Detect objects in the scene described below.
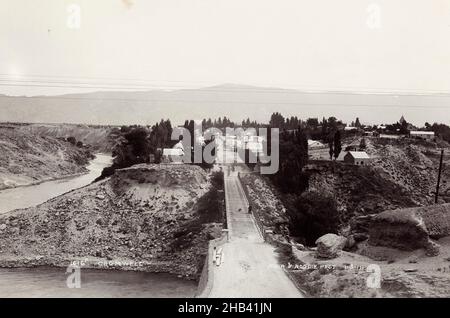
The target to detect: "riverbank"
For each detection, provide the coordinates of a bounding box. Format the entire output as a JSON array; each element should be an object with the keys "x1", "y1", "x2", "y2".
[
  {"x1": 0, "y1": 255, "x2": 196, "y2": 278},
  {"x1": 0, "y1": 125, "x2": 94, "y2": 191},
  {"x1": 0, "y1": 154, "x2": 112, "y2": 214}
]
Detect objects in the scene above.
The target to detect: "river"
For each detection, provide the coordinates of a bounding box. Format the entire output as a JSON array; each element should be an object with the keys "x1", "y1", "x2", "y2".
[
  {"x1": 0, "y1": 154, "x2": 197, "y2": 298},
  {"x1": 0, "y1": 153, "x2": 112, "y2": 214},
  {"x1": 0, "y1": 268, "x2": 197, "y2": 298}
]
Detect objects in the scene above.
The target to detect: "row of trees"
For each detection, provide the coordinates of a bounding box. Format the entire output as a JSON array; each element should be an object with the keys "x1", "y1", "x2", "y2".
[
  {"x1": 98, "y1": 117, "x2": 220, "y2": 180},
  {"x1": 268, "y1": 128, "x2": 309, "y2": 193},
  {"x1": 96, "y1": 120, "x2": 175, "y2": 180},
  {"x1": 425, "y1": 122, "x2": 450, "y2": 143},
  {"x1": 200, "y1": 117, "x2": 236, "y2": 130}
]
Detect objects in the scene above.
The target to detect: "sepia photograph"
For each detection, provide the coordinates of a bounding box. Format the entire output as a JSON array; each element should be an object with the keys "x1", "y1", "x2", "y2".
[{"x1": 0, "y1": 0, "x2": 449, "y2": 305}]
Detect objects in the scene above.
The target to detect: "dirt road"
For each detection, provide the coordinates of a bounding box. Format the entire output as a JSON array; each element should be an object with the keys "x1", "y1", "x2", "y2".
[{"x1": 207, "y1": 174, "x2": 302, "y2": 298}]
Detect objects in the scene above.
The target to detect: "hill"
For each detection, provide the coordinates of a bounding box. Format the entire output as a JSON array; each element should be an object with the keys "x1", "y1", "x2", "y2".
[
  {"x1": 19, "y1": 123, "x2": 116, "y2": 153},
  {"x1": 1, "y1": 85, "x2": 450, "y2": 125},
  {"x1": 307, "y1": 137, "x2": 450, "y2": 221},
  {"x1": 0, "y1": 124, "x2": 94, "y2": 190}
]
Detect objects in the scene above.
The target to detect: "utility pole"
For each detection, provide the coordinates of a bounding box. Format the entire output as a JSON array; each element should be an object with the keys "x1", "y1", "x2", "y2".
[{"x1": 435, "y1": 149, "x2": 444, "y2": 204}]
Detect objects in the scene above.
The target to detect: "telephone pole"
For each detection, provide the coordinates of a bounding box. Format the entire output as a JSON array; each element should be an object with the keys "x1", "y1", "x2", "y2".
[{"x1": 435, "y1": 149, "x2": 444, "y2": 204}]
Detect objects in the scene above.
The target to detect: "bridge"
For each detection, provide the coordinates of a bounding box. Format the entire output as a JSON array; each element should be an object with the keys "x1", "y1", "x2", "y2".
[{"x1": 199, "y1": 168, "x2": 302, "y2": 298}]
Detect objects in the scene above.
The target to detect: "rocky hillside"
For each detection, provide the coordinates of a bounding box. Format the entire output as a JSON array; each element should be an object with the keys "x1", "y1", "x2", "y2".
[
  {"x1": 307, "y1": 137, "x2": 450, "y2": 224},
  {"x1": 366, "y1": 137, "x2": 449, "y2": 205},
  {"x1": 0, "y1": 164, "x2": 223, "y2": 279},
  {"x1": 20, "y1": 123, "x2": 116, "y2": 153},
  {"x1": 0, "y1": 125, "x2": 94, "y2": 190}
]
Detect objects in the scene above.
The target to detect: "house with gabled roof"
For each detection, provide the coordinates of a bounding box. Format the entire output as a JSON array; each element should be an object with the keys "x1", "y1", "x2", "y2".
[{"x1": 344, "y1": 151, "x2": 371, "y2": 166}]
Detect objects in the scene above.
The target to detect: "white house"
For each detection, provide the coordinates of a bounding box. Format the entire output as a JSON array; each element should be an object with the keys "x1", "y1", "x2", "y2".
[
  {"x1": 162, "y1": 148, "x2": 184, "y2": 163},
  {"x1": 409, "y1": 131, "x2": 435, "y2": 140},
  {"x1": 308, "y1": 139, "x2": 325, "y2": 149},
  {"x1": 344, "y1": 151, "x2": 371, "y2": 165}
]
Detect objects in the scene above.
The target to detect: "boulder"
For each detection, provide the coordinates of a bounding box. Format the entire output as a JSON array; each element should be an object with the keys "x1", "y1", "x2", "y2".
[
  {"x1": 315, "y1": 234, "x2": 347, "y2": 259},
  {"x1": 425, "y1": 240, "x2": 440, "y2": 257}
]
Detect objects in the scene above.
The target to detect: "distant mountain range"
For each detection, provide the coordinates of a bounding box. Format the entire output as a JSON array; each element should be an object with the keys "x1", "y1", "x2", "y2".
[{"x1": 1, "y1": 84, "x2": 449, "y2": 126}]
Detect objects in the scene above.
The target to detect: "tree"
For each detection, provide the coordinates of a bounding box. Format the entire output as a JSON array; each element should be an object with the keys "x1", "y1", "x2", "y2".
[
  {"x1": 431, "y1": 123, "x2": 450, "y2": 143},
  {"x1": 96, "y1": 126, "x2": 152, "y2": 181},
  {"x1": 333, "y1": 130, "x2": 342, "y2": 160},
  {"x1": 327, "y1": 117, "x2": 337, "y2": 130},
  {"x1": 399, "y1": 120, "x2": 409, "y2": 134},
  {"x1": 67, "y1": 136, "x2": 76, "y2": 145},
  {"x1": 306, "y1": 118, "x2": 319, "y2": 129},
  {"x1": 270, "y1": 127, "x2": 309, "y2": 193},
  {"x1": 328, "y1": 141, "x2": 334, "y2": 160},
  {"x1": 287, "y1": 191, "x2": 340, "y2": 245},
  {"x1": 269, "y1": 112, "x2": 285, "y2": 129},
  {"x1": 359, "y1": 138, "x2": 366, "y2": 150}
]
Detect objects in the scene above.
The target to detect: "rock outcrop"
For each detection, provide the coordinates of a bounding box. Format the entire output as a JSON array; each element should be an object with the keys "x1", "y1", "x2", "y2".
[
  {"x1": 315, "y1": 233, "x2": 347, "y2": 259},
  {"x1": 367, "y1": 204, "x2": 450, "y2": 255}
]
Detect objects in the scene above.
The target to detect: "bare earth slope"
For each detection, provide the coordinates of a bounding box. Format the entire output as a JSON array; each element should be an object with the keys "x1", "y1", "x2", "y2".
[
  {"x1": 20, "y1": 123, "x2": 115, "y2": 153},
  {"x1": 0, "y1": 125, "x2": 93, "y2": 190},
  {"x1": 307, "y1": 137, "x2": 450, "y2": 222}
]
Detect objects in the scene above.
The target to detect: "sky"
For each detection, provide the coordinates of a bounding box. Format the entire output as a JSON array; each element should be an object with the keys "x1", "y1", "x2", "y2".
[{"x1": 1, "y1": 0, "x2": 450, "y2": 123}]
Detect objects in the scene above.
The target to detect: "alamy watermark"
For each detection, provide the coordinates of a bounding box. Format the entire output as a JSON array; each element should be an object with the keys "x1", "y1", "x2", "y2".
[{"x1": 170, "y1": 124, "x2": 280, "y2": 174}]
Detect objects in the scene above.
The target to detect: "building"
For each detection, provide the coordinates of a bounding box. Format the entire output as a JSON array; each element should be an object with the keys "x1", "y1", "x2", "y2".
[
  {"x1": 363, "y1": 131, "x2": 379, "y2": 137},
  {"x1": 308, "y1": 139, "x2": 325, "y2": 149},
  {"x1": 344, "y1": 151, "x2": 371, "y2": 165},
  {"x1": 162, "y1": 148, "x2": 184, "y2": 163},
  {"x1": 344, "y1": 126, "x2": 358, "y2": 132},
  {"x1": 409, "y1": 131, "x2": 435, "y2": 141}
]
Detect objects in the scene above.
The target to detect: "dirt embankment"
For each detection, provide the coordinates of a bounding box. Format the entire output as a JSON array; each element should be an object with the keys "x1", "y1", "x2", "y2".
[
  {"x1": 20, "y1": 123, "x2": 116, "y2": 153},
  {"x1": 0, "y1": 164, "x2": 223, "y2": 279},
  {"x1": 240, "y1": 173, "x2": 291, "y2": 242},
  {"x1": 366, "y1": 137, "x2": 450, "y2": 205},
  {"x1": 0, "y1": 125, "x2": 94, "y2": 190}
]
